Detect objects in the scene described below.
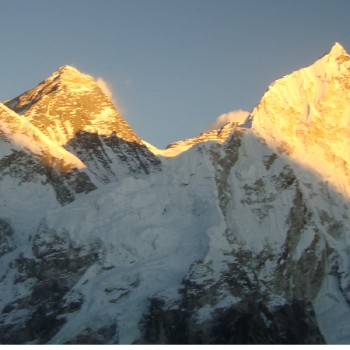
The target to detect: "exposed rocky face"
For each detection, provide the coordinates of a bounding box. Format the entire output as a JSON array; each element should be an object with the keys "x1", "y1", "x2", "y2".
[
  {"x1": 1, "y1": 44, "x2": 350, "y2": 344},
  {"x1": 65, "y1": 131, "x2": 161, "y2": 183},
  {"x1": 0, "y1": 223, "x2": 101, "y2": 344},
  {"x1": 0, "y1": 219, "x2": 16, "y2": 257}
]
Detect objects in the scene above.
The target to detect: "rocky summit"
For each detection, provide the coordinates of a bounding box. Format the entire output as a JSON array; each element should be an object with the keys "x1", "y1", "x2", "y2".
[{"x1": 1, "y1": 43, "x2": 350, "y2": 344}]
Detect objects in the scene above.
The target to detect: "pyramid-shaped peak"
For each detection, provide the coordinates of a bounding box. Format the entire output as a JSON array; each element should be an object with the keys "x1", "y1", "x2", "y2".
[
  {"x1": 57, "y1": 65, "x2": 82, "y2": 74},
  {"x1": 49, "y1": 65, "x2": 94, "y2": 85},
  {"x1": 328, "y1": 42, "x2": 347, "y2": 57}
]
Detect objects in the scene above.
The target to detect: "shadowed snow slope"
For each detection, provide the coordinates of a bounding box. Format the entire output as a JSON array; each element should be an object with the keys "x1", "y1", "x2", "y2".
[{"x1": 1, "y1": 43, "x2": 350, "y2": 344}]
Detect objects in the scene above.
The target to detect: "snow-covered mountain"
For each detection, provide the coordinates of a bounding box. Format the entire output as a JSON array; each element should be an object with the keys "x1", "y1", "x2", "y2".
[
  {"x1": 5, "y1": 65, "x2": 161, "y2": 184},
  {"x1": 1, "y1": 43, "x2": 350, "y2": 344}
]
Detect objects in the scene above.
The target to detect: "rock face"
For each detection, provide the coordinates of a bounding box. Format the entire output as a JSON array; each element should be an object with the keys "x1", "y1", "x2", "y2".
[{"x1": 1, "y1": 43, "x2": 350, "y2": 344}]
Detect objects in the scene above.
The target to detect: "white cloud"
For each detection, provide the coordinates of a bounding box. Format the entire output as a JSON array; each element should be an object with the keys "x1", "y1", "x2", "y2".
[{"x1": 206, "y1": 110, "x2": 250, "y2": 131}]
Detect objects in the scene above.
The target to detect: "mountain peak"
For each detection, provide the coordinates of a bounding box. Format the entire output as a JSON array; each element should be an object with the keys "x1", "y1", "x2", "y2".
[
  {"x1": 58, "y1": 64, "x2": 79, "y2": 72},
  {"x1": 252, "y1": 40, "x2": 350, "y2": 198},
  {"x1": 5, "y1": 65, "x2": 146, "y2": 146},
  {"x1": 48, "y1": 65, "x2": 94, "y2": 86},
  {"x1": 327, "y1": 42, "x2": 347, "y2": 58},
  {"x1": 55, "y1": 65, "x2": 83, "y2": 78}
]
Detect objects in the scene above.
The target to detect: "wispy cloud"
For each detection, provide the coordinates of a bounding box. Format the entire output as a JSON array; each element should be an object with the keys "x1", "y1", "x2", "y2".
[
  {"x1": 95, "y1": 77, "x2": 117, "y2": 105},
  {"x1": 125, "y1": 78, "x2": 133, "y2": 87},
  {"x1": 206, "y1": 110, "x2": 250, "y2": 131},
  {"x1": 94, "y1": 76, "x2": 129, "y2": 117}
]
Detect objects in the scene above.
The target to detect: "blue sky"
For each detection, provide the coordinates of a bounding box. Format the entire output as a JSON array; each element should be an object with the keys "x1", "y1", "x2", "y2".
[{"x1": 0, "y1": 0, "x2": 349, "y2": 147}]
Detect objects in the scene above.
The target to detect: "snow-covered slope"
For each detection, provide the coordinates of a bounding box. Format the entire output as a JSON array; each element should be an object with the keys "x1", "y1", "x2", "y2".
[
  {"x1": 252, "y1": 42, "x2": 350, "y2": 196},
  {"x1": 1, "y1": 43, "x2": 350, "y2": 344},
  {"x1": 0, "y1": 102, "x2": 96, "y2": 244},
  {"x1": 0, "y1": 102, "x2": 85, "y2": 170}
]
